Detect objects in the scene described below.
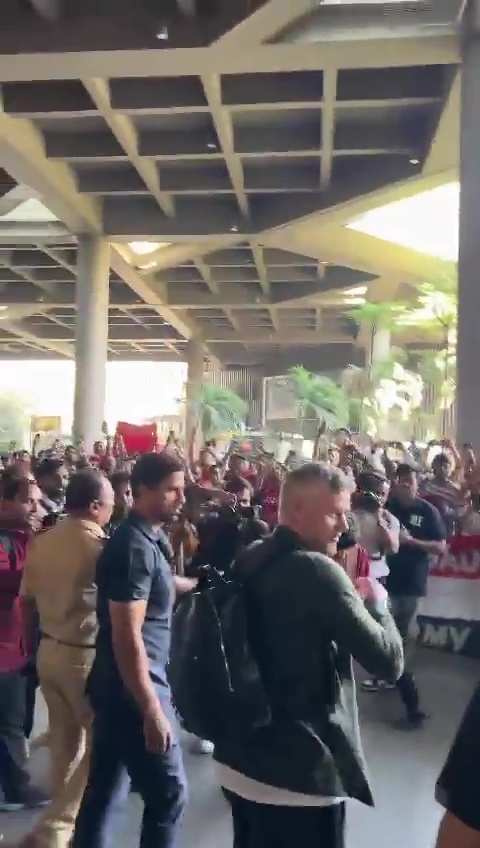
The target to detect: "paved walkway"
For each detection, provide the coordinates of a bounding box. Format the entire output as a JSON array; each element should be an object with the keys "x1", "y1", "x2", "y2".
[{"x1": 1, "y1": 650, "x2": 478, "y2": 847}]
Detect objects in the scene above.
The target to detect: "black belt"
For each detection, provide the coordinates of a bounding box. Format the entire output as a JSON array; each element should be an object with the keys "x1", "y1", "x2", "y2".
[{"x1": 42, "y1": 633, "x2": 96, "y2": 650}]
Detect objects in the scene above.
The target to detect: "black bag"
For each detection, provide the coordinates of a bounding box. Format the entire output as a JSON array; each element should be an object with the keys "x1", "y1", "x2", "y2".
[{"x1": 169, "y1": 549, "x2": 273, "y2": 744}]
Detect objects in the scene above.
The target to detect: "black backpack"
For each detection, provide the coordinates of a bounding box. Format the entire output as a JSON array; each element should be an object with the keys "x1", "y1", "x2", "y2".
[{"x1": 169, "y1": 536, "x2": 278, "y2": 744}]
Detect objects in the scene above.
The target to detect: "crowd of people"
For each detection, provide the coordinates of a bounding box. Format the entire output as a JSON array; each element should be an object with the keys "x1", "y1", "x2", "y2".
[{"x1": 0, "y1": 426, "x2": 478, "y2": 848}]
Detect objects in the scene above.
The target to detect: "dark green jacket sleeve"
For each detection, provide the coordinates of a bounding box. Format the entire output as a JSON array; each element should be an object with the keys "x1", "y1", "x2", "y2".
[{"x1": 309, "y1": 552, "x2": 404, "y2": 682}]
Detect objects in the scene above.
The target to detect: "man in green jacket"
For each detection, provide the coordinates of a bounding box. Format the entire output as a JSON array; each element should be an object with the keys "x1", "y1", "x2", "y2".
[{"x1": 214, "y1": 461, "x2": 404, "y2": 848}]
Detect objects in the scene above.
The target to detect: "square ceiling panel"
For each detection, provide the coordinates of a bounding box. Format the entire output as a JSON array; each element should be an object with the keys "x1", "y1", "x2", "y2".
[
  {"x1": 233, "y1": 109, "x2": 321, "y2": 156},
  {"x1": 222, "y1": 71, "x2": 323, "y2": 106}
]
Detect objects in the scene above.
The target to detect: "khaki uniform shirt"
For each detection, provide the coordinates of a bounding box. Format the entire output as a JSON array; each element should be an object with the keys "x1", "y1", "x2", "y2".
[{"x1": 20, "y1": 517, "x2": 105, "y2": 648}]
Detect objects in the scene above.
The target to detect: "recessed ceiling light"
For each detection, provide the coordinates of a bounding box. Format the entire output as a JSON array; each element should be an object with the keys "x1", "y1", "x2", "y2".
[
  {"x1": 344, "y1": 285, "x2": 368, "y2": 296},
  {"x1": 409, "y1": 158, "x2": 420, "y2": 165},
  {"x1": 156, "y1": 26, "x2": 169, "y2": 40},
  {"x1": 129, "y1": 241, "x2": 170, "y2": 256}
]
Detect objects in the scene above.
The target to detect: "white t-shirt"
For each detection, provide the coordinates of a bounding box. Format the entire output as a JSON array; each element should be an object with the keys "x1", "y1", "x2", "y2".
[
  {"x1": 217, "y1": 764, "x2": 342, "y2": 807},
  {"x1": 355, "y1": 509, "x2": 400, "y2": 579},
  {"x1": 461, "y1": 510, "x2": 480, "y2": 535}
]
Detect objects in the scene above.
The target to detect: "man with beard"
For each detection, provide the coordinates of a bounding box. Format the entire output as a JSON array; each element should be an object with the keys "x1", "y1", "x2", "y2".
[
  {"x1": 35, "y1": 459, "x2": 68, "y2": 524},
  {"x1": 72, "y1": 453, "x2": 192, "y2": 848}
]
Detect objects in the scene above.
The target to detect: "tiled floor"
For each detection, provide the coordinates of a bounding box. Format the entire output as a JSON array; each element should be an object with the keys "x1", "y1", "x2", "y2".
[{"x1": 1, "y1": 649, "x2": 478, "y2": 847}]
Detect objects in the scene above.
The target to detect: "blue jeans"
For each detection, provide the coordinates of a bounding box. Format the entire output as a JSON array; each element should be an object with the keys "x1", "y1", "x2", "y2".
[{"x1": 71, "y1": 698, "x2": 187, "y2": 848}]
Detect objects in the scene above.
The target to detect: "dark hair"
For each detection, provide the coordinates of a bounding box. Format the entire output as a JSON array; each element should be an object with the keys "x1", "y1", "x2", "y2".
[
  {"x1": 225, "y1": 475, "x2": 252, "y2": 496},
  {"x1": 433, "y1": 452, "x2": 451, "y2": 467},
  {"x1": 130, "y1": 452, "x2": 184, "y2": 499},
  {"x1": 396, "y1": 463, "x2": 417, "y2": 479},
  {"x1": 230, "y1": 452, "x2": 247, "y2": 464},
  {"x1": 1, "y1": 472, "x2": 30, "y2": 502},
  {"x1": 65, "y1": 470, "x2": 104, "y2": 511},
  {"x1": 110, "y1": 471, "x2": 130, "y2": 493},
  {"x1": 357, "y1": 469, "x2": 388, "y2": 493},
  {"x1": 36, "y1": 458, "x2": 64, "y2": 480}
]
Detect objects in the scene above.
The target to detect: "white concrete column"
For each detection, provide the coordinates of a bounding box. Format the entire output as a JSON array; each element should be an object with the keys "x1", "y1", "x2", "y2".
[
  {"x1": 73, "y1": 236, "x2": 110, "y2": 451},
  {"x1": 185, "y1": 337, "x2": 204, "y2": 449},
  {"x1": 370, "y1": 326, "x2": 391, "y2": 365},
  {"x1": 457, "y1": 20, "x2": 480, "y2": 450}
]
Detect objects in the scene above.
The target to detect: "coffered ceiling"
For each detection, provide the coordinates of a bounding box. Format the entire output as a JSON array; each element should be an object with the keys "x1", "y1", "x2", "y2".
[{"x1": 0, "y1": 0, "x2": 462, "y2": 366}]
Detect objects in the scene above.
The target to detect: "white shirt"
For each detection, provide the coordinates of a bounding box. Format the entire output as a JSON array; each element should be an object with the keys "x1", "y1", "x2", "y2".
[
  {"x1": 216, "y1": 764, "x2": 342, "y2": 807},
  {"x1": 355, "y1": 509, "x2": 400, "y2": 579}
]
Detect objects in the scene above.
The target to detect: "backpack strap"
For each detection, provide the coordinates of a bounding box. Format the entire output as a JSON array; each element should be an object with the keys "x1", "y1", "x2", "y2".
[{"x1": 234, "y1": 530, "x2": 299, "y2": 583}]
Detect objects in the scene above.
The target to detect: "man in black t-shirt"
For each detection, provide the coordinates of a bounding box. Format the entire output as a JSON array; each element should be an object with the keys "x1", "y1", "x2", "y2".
[
  {"x1": 435, "y1": 680, "x2": 480, "y2": 847},
  {"x1": 386, "y1": 464, "x2": 447, "y2": 728}
]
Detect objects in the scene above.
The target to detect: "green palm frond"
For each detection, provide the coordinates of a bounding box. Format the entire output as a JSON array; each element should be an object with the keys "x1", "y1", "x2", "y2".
[
  {"x1": 287, "y1": 366, "x2": 349, "y2": 430},
  {"x1": 194, "y1": 383, "x2": 247, "y2": 437},
  {"x1": 346, "y1": 301, "x2": 407, "y2": 330}
]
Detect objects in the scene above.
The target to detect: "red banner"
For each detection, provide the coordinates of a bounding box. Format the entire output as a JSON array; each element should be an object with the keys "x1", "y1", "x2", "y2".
[
  {"x1": 115, "y1": 421, "x2": 159, "y2": 456},
  {"x1": 430, "y1": 535, "x2": 480, "y2": 579}
]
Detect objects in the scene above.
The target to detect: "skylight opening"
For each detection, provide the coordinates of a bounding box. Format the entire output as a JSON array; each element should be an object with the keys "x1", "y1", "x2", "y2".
[
  {"x1": 128, "y1": 241, "x2": 171, "y2": 256},
  {"x1": 348, "y1": 182, "x2": 459, "y2": 261}
]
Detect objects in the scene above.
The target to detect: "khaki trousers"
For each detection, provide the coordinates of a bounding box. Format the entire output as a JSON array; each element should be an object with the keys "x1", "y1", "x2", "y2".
[{"x1": 34, "y1": 638, "x2": 94, "y2": 848}]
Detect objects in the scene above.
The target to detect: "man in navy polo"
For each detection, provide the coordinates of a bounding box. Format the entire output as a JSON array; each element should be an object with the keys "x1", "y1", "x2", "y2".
[
  {"x1": 386, "y1": 463, "x2": 447, "y2": 729},
  {"x1": 72, "y1": 452, "x2": 190, "y2": 848}
]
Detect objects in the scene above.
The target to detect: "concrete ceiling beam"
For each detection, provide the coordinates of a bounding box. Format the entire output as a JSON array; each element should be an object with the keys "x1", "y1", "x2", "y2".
[
  {"x1": 0, "y1": 113, "x2": 215, "y2": 354},
  {"x1": 201, "y1": 74, "x2": 249, "y2": 216},
  {"x1": 0, "y1": 35, "x2": 459, "y2": 82},
  {"x1": 266, "y1": 225, "x2": 449, "y2": 285},
  {"x1": 214, "y1": 0, "x2": 321, "y2": 49},
  {"x1": 81, "y1": 78, "x2": 175, "y2": 217},
  {"x1": 0, "y1": 321, "x2": 74, "y2": 357}
]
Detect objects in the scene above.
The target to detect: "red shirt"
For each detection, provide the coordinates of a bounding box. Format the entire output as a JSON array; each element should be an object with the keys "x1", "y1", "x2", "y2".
[
  {"x1": 0, "y1": 521, "x2": 30, "y2": 673},
  {"x1": 260, "y1": 477, "x2": 280, "y2": 527}
]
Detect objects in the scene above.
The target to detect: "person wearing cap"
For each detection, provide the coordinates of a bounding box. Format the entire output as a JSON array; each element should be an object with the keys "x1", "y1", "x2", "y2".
[{"x1": 72, "y1": 452, "x2": 193, "y2": 848}]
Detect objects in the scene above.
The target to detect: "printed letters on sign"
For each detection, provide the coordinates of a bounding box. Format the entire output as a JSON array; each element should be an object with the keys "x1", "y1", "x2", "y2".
[
  {"x1": 420, "y1": 622, "x2": 471, "y2": 653},
  {"x1": 410, "y1": 514, "x2": 423, "y2": 528}
]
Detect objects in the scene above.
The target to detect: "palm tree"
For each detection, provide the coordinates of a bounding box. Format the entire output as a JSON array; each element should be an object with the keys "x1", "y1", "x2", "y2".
[
  {"x1": 397, "y1": 273, "x2": 457, "y2": 383},
  {"x1": 286, "y1": 366, "x2": 349, "y2": 435},
  {"x1": 412, "y1": 347, "x2": 456, "y2": 437},
  {"x1": 347, "y1": 301, "x2": 407, "y2": 333},
  {"x1": 396, "y1": 270, "x2": 457, "y2": 437},
  {"x1": 342, "y1": 357, "x2": 423, "y2": 438},
  {"x1": 194, "y1": 383, "x2": 247, "y2": 439}
]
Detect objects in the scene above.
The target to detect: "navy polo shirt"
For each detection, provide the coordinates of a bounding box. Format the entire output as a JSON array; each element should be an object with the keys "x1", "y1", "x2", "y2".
[
  {"x1": 386, "y1": 496, "x2": 446, "y2": 598},
  {"x1": 87, "y1": 512, "x2": 175, "y2": 706}
]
